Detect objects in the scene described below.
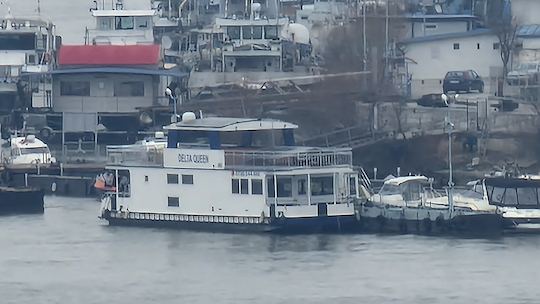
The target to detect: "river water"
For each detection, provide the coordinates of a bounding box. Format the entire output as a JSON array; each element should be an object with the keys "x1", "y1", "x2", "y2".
[{"x1": 1, "y1": 196, "x2": 540, "y2": 304}]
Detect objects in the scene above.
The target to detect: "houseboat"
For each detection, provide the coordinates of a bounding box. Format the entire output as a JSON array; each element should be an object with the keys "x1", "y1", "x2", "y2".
[{"x1": 99, "y1": 113, "x2": 359, "y2": 232}]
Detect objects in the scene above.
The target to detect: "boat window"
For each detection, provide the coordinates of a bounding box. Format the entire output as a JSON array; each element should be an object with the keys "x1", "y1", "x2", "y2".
[
  {"x1": 167, "y1": 174, "x2": 179, "y2": 184},
  {"x1": 60, "y1": 81, "x2": 90, "y2": 96},
  {"x1": 264, "y1": 26, "x2": 278, "y2": 39},
  {"x1": 402, "y1": 182, "x2": 421, "y2": 201},
  {"x1": 298, "y1": 179, "x2": 306, "y2": 195},
  {"x1": 379, "y1": 184, "x2": 400, "y2": 195},
  {"x1": 182, "y1": 174, "x2": 194, "y2": 185},
  {"x1": 252, "y1": 26, "x2": 263, "y2": 39},
  {"x1": 241, "y1": 179, "x2": 249, "y2": 194},
  {"x1": 135, "y1": 17, "x2": 149, "y2": 28},
  {"x1": 277, "y1": 177, "x2": 292, "y2": 197},
  {"x1": 144, "y1": 175, "x2": 149, "y2": 182},
  {"x1": 98, "y1": 17, "x2": 113, "y2": 30},
  {"x1": 0, "y1": 33, "x2": 35, "y2": 50},
  {"x1": 252, "y1": 179, "x2": 263, "y2": 195},
  {"x1": 517, "y1": 188, "x2": 538, "y2": 205},
  {"x1": 115, "y1": 16, "x2": 134, "y2": 30},
  {"x1": 114, "y1": 81, "x2": 145, "y2": 97},
  {"x1": 311, "y1": 176, "x2": 333, "y2": 196},
  {"x1": 349, "y1": 176, "x2": 357, "y2": 196},
  {"x1": 168, "y1": 197, "x2": 180, "y2": 207},
  {"x1": 227, "y1": 26, "x2": 240, "y2": 40},
  {"x1": 20, "y1": 147, "x2": 50, "y2": 154},
  {"x1": 232, "y1": 178, "x2": 240, "y2": 194},
  {"x1": 242, "y1": 26, "x2": 252, "y2": 39},
  {"x1": 267, "y1": 178, "x2": 275, "y2": 197}
]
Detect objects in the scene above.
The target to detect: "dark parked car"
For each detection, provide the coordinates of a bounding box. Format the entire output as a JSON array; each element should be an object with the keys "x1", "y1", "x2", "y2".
[{"x1": 443, "y1": 70, "x2": 484, "y2": 94}]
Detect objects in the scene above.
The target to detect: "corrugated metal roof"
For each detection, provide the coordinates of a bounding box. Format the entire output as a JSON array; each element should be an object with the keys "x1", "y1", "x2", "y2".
[
  {"x1": 401, "y1": 28, "x2": 493, "y2": 44},
  {"x1": 517, "y1": 24, "x2": 540, "y2": 38},
  {"x1": 58, "y1": 45, "x2": 161, "y2": 66}
]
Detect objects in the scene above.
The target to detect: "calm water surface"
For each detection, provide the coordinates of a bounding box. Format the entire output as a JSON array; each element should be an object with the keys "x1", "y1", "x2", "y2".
[{"x1": 1, "y1": 196, "x2": 540, "y2": 304}]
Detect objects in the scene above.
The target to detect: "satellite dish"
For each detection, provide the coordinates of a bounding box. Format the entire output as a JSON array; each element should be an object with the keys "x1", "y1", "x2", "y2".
[
  {"x1": 434, "y1": 4, "x2": 443, "y2": 14},
  {"x1": 161, "y1": 36, "x2": 173, "y2": 50}
]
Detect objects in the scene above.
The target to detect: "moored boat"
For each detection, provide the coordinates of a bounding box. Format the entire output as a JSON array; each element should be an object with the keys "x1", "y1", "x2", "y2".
[
  {"x1": 98, "y1": 113, "x2": 359, "y2": 233},
  {"x1": 0, "y1": 186, "x2": 44, "y2": 214}
]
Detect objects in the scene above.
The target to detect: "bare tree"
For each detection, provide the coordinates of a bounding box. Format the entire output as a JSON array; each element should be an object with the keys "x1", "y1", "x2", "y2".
[{"x1": 487, "y1": 0, "x2": 518, "y2": 77}]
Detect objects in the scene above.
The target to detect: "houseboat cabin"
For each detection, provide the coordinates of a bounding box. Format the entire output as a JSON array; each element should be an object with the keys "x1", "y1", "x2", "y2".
[{"x1": 100, "y1": 114, "x2": 359, "y2": 232}]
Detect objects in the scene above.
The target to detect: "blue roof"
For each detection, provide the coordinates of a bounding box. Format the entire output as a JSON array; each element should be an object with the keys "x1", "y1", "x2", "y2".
[
  {"x1": 517, "y1": 24, "x2": 540, "y2": 38},
  {"x1": 401, "y1": 28, "x2": 493, "y2": 44},
  {"x1": 51, "y1": 67, "x2": 188, "y2": 77}
]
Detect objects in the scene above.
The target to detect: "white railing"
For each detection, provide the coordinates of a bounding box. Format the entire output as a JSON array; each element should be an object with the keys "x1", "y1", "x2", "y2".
[
  {"x1": 107, "y1": 145, "x2": 164, "y2": 167},
  {"x1": 224, "y1": 148, "x2": 353, "y2": 169}
]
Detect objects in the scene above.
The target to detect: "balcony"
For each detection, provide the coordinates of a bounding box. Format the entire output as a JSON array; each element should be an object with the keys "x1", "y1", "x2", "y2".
[{"x1": 224, "y1": 148, "x2": 353, "y2": 169}]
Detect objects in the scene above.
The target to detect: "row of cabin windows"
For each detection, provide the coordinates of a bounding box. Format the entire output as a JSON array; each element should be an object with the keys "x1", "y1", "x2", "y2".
[
  {"x1": 97, "y1": 16, "x2": 150, "y2": 31},
  {"x1": 452, "y1": 42, "x2": 500, "y2": 50},
  {"x1": 59, "y1": 81, "x2": 145, "y2": 97},
  {"x1": 267, "y1": 176, "x2": 335, "y2": 198},
  {"x1": 226, "y1": 25, "x2": 279, "y2": 40},
  {"x1": 232, "y1": 179, "x2": 263, "y2": 195},
  {"x1": 167, "y1": 174, "x2": 194, "y2": 185}
]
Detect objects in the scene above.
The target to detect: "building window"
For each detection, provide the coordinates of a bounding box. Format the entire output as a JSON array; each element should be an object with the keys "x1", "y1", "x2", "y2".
[
  {"x1": 232, "y1": 178, "x2": 240, "y2": 194},
  {"x1": 182, "y1": 174, "x2": 194, "y2": 185},
  {"x1": 167, "y1": 174, "x2": 178, "y2": 184},
  {"x1": 241, "y1": 179, "x2": 249, "y2": 194},
  {"x1": 311, "y1": 176, "x2": 334, "y2": 196},
  {"x1": 115, "y1": 16, "x2": 134, "y2": 30},
  {"x1": 453, "y1": 43, "x2": 460, "y2": 50},
  {"x1": 493, "y1": 42, "x2": 500, "y2": 50},
  {"x1": 227, "y1": 26, "x2": 240, "y2": 39},
  {"x1": 168, "y1": 196, "x2": 180, "y2": 207},
  {"x1": 477, "y1": 43, "x2": 480, "y2": 50},
  {"x1": 252, "y1": 179, "x2": 263, "y2": 195},
  {"x1": 60, "y1": 81, "x2": 90, "y2": 96},
  {"x1": 264, "y1": 26, "x2": 278, "y2": 39},
  {"x1": 114, "y1": 81, "x2": 144, "y2": 97},
  {"x1": 424, "y1": 24, "x2": 437, "y2": 29}
]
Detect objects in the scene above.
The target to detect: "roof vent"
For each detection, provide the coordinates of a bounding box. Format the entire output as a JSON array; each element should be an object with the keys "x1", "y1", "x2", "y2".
[{"x1": 182, "y1": 112, "x2": 197, "y2": 123}]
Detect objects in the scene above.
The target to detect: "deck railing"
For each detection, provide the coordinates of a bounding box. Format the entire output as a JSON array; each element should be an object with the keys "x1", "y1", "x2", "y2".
[
  {"x1": 107, "y1": 145, "x2": 164, "y2": 167},
  {"x1": 224, "y1": 148, "x2": 353, "y2": 169}
]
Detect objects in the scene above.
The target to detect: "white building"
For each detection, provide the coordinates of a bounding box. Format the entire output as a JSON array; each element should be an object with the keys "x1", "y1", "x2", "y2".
[
  {"x1": 404, "y1": 14, "x2": 478, "y2": 39},
  {"x1": 400, "y1": 29, "x2": 503, "y2": 98}
]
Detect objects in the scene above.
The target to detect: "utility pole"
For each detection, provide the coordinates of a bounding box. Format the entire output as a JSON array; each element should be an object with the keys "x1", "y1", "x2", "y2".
[{"x1": 362, "y1": 0, "x2": 367, "y2": 71}]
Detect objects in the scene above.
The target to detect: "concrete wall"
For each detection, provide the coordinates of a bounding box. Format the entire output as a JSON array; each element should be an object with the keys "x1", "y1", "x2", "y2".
[
  {"x1": 52, "y1": 73, "x2": 156, "y2": 113},
  {"x1": 405, "y1": 34, "x2": 502, "y2": 97}
]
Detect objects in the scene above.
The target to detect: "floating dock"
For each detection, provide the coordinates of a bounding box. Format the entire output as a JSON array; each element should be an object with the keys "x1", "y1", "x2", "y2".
[{"x1": 0, "y1": 186, "x2": 44, "y2": 214}]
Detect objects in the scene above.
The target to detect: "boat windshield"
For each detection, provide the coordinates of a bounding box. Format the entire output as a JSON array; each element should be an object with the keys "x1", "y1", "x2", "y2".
[
  {"x1": 20, "y1": 147, "x2": 50, "y2": 154},
  {"x1": 379, "y1": 184, "x2": 401, "y2": 195}
]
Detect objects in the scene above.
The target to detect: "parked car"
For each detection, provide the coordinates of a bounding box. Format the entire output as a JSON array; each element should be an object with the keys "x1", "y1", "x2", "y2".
[
  {"x1": 416, "y1": 93, "x2": 448, "y2": 107},
  {"x1": 443, "y1": 70, "x2": 484, "y2": 94},
  {"x1": 507, "y1": 62, "x2": 540, "y2": 85}
]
